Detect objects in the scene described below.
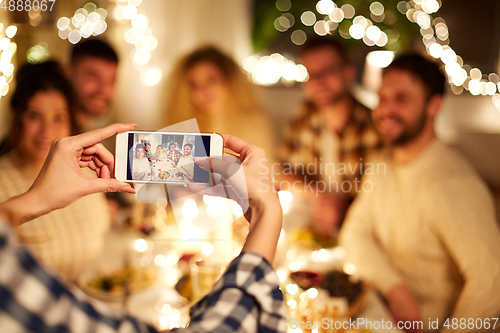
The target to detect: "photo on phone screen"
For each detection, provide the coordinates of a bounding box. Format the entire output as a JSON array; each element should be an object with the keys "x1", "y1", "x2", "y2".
[{"x1": 127, "y1": 132, "x2": 211, "y2": 183}]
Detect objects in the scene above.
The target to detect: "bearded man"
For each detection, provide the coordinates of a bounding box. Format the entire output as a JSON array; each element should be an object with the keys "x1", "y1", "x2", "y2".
[{"x1": 339, "y1": 54, "x2": 500, "y2": 333}]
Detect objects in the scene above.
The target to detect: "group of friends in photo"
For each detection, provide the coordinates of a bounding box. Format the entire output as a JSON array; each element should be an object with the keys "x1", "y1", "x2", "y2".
[
  {"x1": 0, "y1": 29, "x2": 499, "y2": 333},
  {"x1": 132, "y1": 139, "x2": 195, "y2": 182}
]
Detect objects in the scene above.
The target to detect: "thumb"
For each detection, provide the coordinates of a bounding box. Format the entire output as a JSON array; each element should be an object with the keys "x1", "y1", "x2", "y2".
[
  {"x1": 194, "y1": 156, "x2": 241, "y2": 179},
  {"x1": 89, "y1": 178, "x2": 136, "y2": 195}
]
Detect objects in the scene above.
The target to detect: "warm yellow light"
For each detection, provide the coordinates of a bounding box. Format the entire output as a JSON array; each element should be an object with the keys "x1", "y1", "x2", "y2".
[
  {"x1": 300, "y1": 11, "x2": 316, "y2": 26},
  {"x1": 201, "y1": 243, "x2": 214, "y2": 256},
  {"x1": 470, "y1": 68, "x2": 482, "y2": 81},
  {"x1": 5, "y1": 25, "x2": 17, "y2": 38},
  {"x1": 278, "y1": 190, "x2": 293, "y2": 205},
  {"x1": 276, "y1": 270, "x2": 287, "y2": 283},
  {"x1": 313, "y1": 20, "x2": 329, "y2": 36},
  {"x1": 135, "y1": 239, "x2": 148, "y2": 252},
  {"x1": 343, "y1": 263, "x2": 357, "y2": 275},
  {"x1": 341, "y1": 4, "x2": 355, "y2": 18},
  {"x1": 349, "y1": 24, "x2": 365, "y2": 40},
  {"x1": 316, "y1": 0, "x2": 336, "y2": 15},
  {"x1": 286, "y1": 284, "x2": 299, "y2": 295},
  {"x1": 307, "y1": 288, "x2": 319, "y2": 299},
  {"x1": 57, "y1": 17, "x2": 70, "y2": 30}
]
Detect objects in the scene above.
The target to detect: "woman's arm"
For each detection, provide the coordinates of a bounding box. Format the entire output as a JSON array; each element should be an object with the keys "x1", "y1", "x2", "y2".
[
  {"x1": 181, "y1": 134, "x2": 286, "y2": 333},
  {"x1": 189, "y1": 134, "x2": 282, "y2": 263},
  {"x1": 0, "y1": 123, "x2": 136, "y2": 227}
]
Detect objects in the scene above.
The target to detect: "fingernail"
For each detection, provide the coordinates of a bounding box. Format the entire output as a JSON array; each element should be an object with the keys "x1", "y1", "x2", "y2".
[
  {"x1": 194, "y1": 157, "x2": 207, "y2": 164},
  {"x1": 120, "y1": 185, "x2": 135, "y2": 193}
]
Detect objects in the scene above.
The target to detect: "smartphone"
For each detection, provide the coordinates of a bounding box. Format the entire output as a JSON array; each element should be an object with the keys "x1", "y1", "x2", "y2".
[{"x1": 115, "y1": 131, "x2": 223, "y2": 184}]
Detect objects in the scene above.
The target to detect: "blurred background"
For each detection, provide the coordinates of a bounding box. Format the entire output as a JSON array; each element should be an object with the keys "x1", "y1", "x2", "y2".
[{"x1": 0, "y1": 0, "x2": 499, "y2": 186}]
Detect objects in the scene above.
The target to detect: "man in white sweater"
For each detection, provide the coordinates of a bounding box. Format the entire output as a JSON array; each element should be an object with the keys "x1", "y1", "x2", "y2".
[{"x1": 339, "y1": 54, "x2": 500, "y2": 332}]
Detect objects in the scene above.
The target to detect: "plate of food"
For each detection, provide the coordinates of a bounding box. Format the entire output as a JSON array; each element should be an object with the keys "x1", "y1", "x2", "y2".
[
  {"x1": 159, "y1": 171, "x2": 170, "y2": 180},
  {"x1": 286, "y1": 269, "x2": 368, "y2": 318},
  {"x1": 78, "y1": 265, "x2": 157, "y2": 302}
]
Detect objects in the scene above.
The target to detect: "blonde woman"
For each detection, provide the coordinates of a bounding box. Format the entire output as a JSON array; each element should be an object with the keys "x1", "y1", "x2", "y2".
[
  {"x1": 154, "y1": 144, "x2": 167, "y2": 161},
  {"x1": 163, "y1": 46, "x2": 275, "y2": 158},
  {"x1": 151, "y1": 144, "x2": 172, "y2": 180}
]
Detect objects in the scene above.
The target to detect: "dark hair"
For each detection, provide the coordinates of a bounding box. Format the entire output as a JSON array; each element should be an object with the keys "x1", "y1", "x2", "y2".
[
  {"x1": 300, "y1": 37, "x2": 349, "y2": 64},
  {"x1": 144, "y1": 142, "x2": 151, "y2": 147},
  {"x1": 70, "y1": 39, "x2": 119, "y2": 66},
  {"x1": 135, "y1": 144, "x2": 145, "y2": 150},
  {"x1": 183, "y1": 46, "x2": 239, "y2": 80},
  {"x1": 184, "y1": 143, "x2": 193, "y2": 149},
  {"x1": 384, "y1": 53, "x2": 445, "y2": 98},
  {"x1": 0, "y1": 60, "x2": 78, "y2": 156}
]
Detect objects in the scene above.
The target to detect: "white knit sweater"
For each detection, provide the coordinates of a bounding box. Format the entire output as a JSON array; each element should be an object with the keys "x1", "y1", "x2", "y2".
[{"x1": 340, "y1": 140, "x2": 500, "y2": 332}]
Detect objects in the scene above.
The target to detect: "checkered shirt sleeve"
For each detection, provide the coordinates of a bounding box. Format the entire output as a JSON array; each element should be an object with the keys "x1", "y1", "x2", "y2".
[
  {"x1": 0, "y1": 223, "x2": 155, "y2": 333},
  {"x1": 174, "y1": 251, "x2": 287, "y2": 333},
  {"x1": 0, "y1": 223, "x2": 286, "y2": 333}
]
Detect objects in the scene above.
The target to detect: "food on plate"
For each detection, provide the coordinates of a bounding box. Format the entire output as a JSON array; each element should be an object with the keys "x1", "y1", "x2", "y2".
[
  {"x1": 159, "y1": 171, "x2": 170, "y2": 180},
  {"x1": 290, "y1": 271, "x2": 322, "y2": 290},
  {"x1": 320, "y1": 270, "x2": 364, "y2": 305},
  {"x1": 87, "y1": 266, "x2": 156, "y2": 295}
]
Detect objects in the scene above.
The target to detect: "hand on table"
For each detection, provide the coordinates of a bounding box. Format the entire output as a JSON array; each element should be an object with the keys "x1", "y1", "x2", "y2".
[
  {"x1": 1, "y1": 123, "x2": 136, "y2": 226},
  {"x1": 386, "y1": 284, "x2": 423, "y2": 333}
]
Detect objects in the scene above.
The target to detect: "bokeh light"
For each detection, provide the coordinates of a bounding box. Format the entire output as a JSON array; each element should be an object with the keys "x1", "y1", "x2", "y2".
[
  {"x1": 57, "y1": 2, "x2": 107, "y2": 44},
  {"x1": 291, "y1": 29, "x2": 307, "y2": 45},
  {"x1": 341, "y1": 4, "x2": 355, "y2": 18},
  {"x1": 313, "y1": 20, "x2": 329, "y2": 36},
  {"x1": 349, "y1": 24, "x2": 365, "y2": 40},
  {"x1": 316, "y1": 0, "x2": 336, "y2": 15},
  {"x1": 5, "y1": 26, "x2": 17, "y2": 38},
  {"x1": 243, "y1": 54, "x2": 308, "y2": 86},
  {"x1": 140, "y1": 67, "x2": 163, "y2": 86},
  {"x1": 369, "y1": 2, "x2": 384, "y2": 16},
  {"x1": 329, "y1": 8, "x2": 344, "y2": 23},
  {"x1": 26, "y1": 43, "x2": 49, "y2": 64},
  {"x1": 301, "y1": 11, "x2": 316, "y2": 26},
  {"x1": 276, "y1": 0, "x2": 291, "y2": 11}
]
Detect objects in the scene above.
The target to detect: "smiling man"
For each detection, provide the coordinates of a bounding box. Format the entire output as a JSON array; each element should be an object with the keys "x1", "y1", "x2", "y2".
[
  {"x1": 67, "y1": 39, "x2": 119, "y2": 132},
  {"x1": 339, "y1": 54, "x2": 500, "y2": 332},
  {"x1": 178, "y1": 143, "x2": 194, "y2": 181}
]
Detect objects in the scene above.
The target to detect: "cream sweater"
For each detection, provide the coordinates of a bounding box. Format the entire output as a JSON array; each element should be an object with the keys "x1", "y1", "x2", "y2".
[
  {"x1": 0, "y1": 153, "x2": 110, "y2": 281},
  {"x1": 339, "y1": 140, "x2": 500, "y2": 332}
]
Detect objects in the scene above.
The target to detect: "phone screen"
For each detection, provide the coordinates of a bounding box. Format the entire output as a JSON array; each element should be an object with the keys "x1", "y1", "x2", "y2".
[{"x1": 126, "y1": 133, "x2": 212, "y2": 183}]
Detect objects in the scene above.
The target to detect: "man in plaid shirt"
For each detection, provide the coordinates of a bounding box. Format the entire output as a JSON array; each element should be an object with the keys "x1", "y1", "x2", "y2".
[
  {"x1": 278, "y1": 37, "x2": 380, "y2": 240},
  {"x1": 167, "y1": 142, "x2": 183, "y2": 167},
  {"x1": 0, "y1": 124, "x2": 286, "y2": 333}
]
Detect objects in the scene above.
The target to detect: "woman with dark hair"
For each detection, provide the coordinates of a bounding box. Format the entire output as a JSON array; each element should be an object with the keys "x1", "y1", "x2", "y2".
[
  {"x1": 0, "y1": 61, "x2": 79, "y2": 158},
  {"x1": 0, "y1": 61, "x2": 110, "y2": 281}
]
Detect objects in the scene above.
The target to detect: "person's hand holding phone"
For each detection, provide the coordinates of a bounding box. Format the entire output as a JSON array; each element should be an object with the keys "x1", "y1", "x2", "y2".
[
  {"x1": 1, "y1": 124, "x2": 136, "y2": 227},
  {"x1": 188, "y1": 134, "x2": 282, "y2": 263}
]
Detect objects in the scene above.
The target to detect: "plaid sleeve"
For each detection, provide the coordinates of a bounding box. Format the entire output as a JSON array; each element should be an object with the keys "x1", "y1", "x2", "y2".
[
  {"x1": 0, "y1": 223, "x2": 157, "y2": 333},
  {"x1": 173, "y1": 251, "x2": 287, "y2": 333}
]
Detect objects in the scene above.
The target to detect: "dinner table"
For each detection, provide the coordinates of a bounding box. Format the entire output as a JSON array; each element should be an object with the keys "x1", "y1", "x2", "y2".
[{"x1": 76, "y1": 193, "x2": 404, "y2": 333}]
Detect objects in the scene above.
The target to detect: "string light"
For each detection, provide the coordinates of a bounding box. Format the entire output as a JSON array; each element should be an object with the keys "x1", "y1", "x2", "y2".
[
  {"x1": 112, "y1": 0, "x2": 162, "y2": 86},
  {"x1": 26, "y1": 43, "x2": 49, "y2": 64},
  {"x1": 399, "y1": 0, "x2": 500, "y2": 110},
  {"x1": 56, "y1": 2, "x2": 107, "y2": 44},
  {"x1": 0, "y1": 24, "x2": 16, "y2": 99},
  {"x1": 243, "y1": 53, "x2": 308, "y2": 86},
  {"x1": 258, "y1": 0, "x2": 500, "y2": 112}
]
